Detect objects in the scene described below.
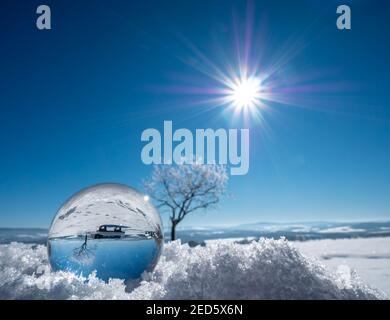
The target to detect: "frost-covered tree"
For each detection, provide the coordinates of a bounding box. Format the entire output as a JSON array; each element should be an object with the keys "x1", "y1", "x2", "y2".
[{"x1": 144, "y1": 163, "x2": 228, "y2": 241}]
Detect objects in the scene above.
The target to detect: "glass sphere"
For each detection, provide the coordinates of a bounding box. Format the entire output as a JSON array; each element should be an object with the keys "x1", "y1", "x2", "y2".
[{"x1": 47, "y1": 183, "x2": 163, "y2": 281}]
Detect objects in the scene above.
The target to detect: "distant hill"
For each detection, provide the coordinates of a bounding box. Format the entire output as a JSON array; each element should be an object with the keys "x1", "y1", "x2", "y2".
[{"x1": 2, "y1": 221, "x2": 390, "y2": 245}]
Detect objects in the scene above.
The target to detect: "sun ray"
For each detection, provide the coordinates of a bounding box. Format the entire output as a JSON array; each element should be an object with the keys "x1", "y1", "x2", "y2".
[{"x1": 144, "y1": 1, "x2": 357, "y2": 129}]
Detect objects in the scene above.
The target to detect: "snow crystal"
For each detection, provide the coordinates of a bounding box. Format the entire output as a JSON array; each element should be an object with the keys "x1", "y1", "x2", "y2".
[{"x1": 0, "y1": 239, "x2": 385, "y2": 300}]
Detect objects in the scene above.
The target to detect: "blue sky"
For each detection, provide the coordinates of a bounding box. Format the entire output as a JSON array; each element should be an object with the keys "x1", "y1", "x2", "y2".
[{"x1": 1, "y1": 0, "x2": 390, "y2": 228}]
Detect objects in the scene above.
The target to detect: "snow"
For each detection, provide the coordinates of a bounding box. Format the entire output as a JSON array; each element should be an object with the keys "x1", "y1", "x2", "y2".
[
  {"x1": 318, "y1": 226, "x2": 366, "y2": 233},
  {"x1": 293, "y1": 237, "x2": 390, "y2": 297},
  {"x1": 0, "y1": 238, "x2": 384, "y2": 300},
  {"x1": 204, "y1": 237, "x2": 257, "y2": 244}
]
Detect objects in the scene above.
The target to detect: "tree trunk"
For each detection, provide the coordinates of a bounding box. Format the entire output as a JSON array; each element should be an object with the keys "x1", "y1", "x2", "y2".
[{"x1": 171, "y1": 220, "x2": 178, "y2": 241}]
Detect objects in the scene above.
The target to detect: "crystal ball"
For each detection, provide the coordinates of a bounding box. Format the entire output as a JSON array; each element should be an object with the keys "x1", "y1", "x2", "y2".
[{"x1": 47, "y1": 183, "x2": 163, "y2": 281}]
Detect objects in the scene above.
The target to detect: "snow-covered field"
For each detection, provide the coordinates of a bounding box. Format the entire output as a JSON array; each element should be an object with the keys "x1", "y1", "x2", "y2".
[
  {"x1": 294, "y1": 237, "x2": 390, "y2": 297},
  {"x1": 0, "y1": 238, "x2": 386, "y2": 300}
]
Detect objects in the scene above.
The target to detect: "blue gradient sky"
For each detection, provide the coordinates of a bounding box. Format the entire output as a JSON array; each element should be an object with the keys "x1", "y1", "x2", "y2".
[{"x1": 1, "y1": 0, "x2": 390, "y2": 228}]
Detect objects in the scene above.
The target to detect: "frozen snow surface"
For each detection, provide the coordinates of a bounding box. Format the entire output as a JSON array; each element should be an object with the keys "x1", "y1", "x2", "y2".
[
  {"x1": 0, "y1": 238, "x2": 384, "y2": 300},
  {"x1": 294, "y1": 237, "x2": 390, "y2": 297}
]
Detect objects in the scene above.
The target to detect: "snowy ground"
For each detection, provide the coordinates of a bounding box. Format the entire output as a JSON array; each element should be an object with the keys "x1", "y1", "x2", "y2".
[
  {"x1": 293, "y1": 237, "x2": 390, "y2": 297},
  {"x1": 0, "y1": 238, "x2": 385, "y2": 300}
]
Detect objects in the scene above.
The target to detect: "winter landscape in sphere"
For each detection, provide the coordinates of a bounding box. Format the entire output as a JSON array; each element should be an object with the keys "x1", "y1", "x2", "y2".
[{"x1": 47, "y1": 184, "x2": 163, "y2": 281}]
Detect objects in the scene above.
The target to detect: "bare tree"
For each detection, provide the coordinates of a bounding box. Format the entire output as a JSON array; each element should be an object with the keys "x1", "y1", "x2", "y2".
[
  {"x1": 144, "y1": 163, "x2": 228, "y2": 241},
  {"x1": 72, "y1": 234, "x2": 94, "y2": 264}
]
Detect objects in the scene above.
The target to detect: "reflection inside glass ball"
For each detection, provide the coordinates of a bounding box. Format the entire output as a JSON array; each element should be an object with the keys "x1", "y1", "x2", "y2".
[{"x1": 47, "y1": 183, "x2": 163, "y2": 281}]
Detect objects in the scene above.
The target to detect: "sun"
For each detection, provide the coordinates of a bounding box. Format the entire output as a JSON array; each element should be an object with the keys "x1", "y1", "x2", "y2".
[{"x1": 229, "y1": 76, "x2": 262, "y2": 110}]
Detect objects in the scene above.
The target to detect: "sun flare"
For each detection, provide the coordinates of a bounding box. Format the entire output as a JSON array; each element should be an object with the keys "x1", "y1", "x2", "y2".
[{"x1": 229, "y1": 76, "x2": 262, "y2": 110}]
